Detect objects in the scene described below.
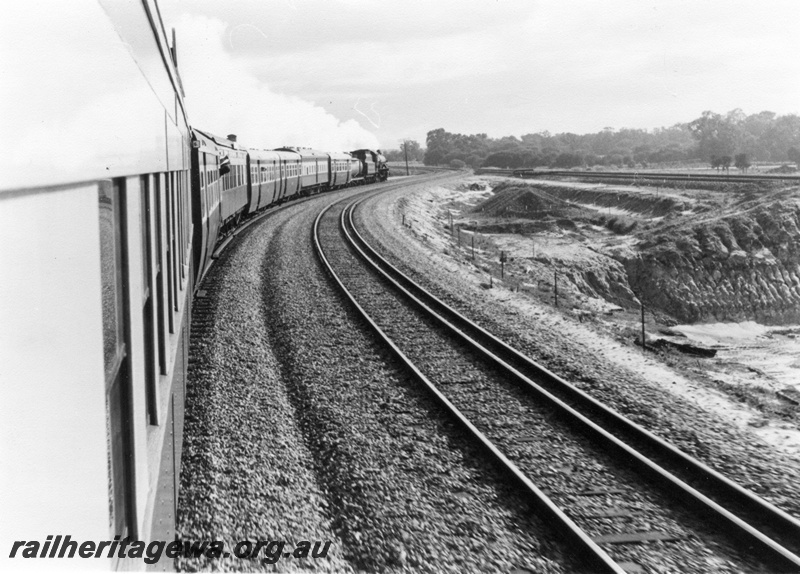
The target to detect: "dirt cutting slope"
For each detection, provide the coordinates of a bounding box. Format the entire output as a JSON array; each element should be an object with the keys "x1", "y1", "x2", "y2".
[{"x1": 625, "y1": 195, "x2": 800, "y2": 324}]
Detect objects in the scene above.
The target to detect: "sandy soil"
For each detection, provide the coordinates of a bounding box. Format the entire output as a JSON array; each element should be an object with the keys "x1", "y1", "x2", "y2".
[{"x1": 398, "y1": 174, "x2": 800, "y2": 458}]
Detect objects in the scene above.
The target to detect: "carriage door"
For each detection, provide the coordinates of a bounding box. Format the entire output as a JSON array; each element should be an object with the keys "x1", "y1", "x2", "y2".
[{"x1": 279, "y1": 160, "x2": 286, "y2": 202}]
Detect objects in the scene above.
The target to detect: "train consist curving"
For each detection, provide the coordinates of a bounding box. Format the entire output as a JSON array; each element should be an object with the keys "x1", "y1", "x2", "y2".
[
  {"x1": 0, "y1": 1, "x2": 386, "y2": 567},
  {"x1": 190, "y1": 131, "x2": 387, "y2": 284}
]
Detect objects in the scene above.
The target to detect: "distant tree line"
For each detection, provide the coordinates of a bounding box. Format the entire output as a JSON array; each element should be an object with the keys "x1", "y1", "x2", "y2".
[
  {"x1": 383, "y1": 110, "x2": 800, "y2": 171},
  {"x1": 383, "y1": 140, "x2": 425, "y2": 163}
]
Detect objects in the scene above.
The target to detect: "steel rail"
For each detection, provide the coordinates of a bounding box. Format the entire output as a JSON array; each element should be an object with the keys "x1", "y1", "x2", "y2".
[
  {"x1": 340, "y1": 197, "x2": 800, "y2": 572},
  {"x1": 513, "y1": 169, "x2": 800, "y2": 182},
  {"x1": 313, "y1": 198, "x2": 628, "y2": 574},
  {"x1": 345, "y1": 195, "x2": 800, "y2": 546}
]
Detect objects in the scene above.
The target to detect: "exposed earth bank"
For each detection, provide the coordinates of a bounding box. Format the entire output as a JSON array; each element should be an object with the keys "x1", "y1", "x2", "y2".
[
  {"x1": 467, "y1": 178, "x2": 800, "y2": 327},
  {"x1": 626, "y1": 194, "x2": 800, "y2": 325}
]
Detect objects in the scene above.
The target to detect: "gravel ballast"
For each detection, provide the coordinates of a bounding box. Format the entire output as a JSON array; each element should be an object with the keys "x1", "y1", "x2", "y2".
[
  {"x1": 179, "y1": 184, "x2": 576, "y2": 572},
  {"x1": 178, "y1": 201, "x2": 353, "y2": 572},
  {"x1": 260, "y1": 193, "x2": 571, "y2": 573}
]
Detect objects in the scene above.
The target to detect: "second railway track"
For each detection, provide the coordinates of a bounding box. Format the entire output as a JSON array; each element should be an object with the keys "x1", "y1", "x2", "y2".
[{"x1": 313, "y1": 193, "x2": 800, "y2": 573}]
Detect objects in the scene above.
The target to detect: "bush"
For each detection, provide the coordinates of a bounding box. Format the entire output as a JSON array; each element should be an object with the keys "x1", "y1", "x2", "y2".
[
  {"x1": 465, "y1": 155, "x2": 483, "y2": 168},
  {"x1": 606, "y1": 216, "x2": 638, "y2": 234},
  {"x1": 552, "y1": 152, "x2": 585, "y2": 168},
  {"x1": 449, "y1": 159, "x2": 466, "y2": 169},
  {"x1": 606, "y1": 154, "x2": 624, "y2": 167}
]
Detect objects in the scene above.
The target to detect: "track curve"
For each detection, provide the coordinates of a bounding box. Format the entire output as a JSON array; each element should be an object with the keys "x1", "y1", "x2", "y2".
[{"x1": 312, "y1": 193, "x2": 800, "y2": 573}]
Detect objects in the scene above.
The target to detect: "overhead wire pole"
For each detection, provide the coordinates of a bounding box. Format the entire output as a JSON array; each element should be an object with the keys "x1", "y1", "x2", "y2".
[{"x1": 404, "y1": 140, "x2": 410, "y2": 176}]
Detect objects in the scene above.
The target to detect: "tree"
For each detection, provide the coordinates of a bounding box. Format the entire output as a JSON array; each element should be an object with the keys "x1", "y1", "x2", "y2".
[
  {"x1": 465, "y1": 154, "x2": 483, "y2": 169},
  {"x1": 553, "y1": 152, "x2": 584, "y2": 168},
  {"x1": 711, "y1": 155, "x2": 732, "y2": 173},
  {"x1": 424, "y1": 128, "x2": 451, "y2": 165},
  {"x1": 688, "y1": 110, "x2": 739, "y2": 161},
  {"x1": 421, "y1": 110, "x2": 794, "y2": 169},
  {"x1": 743, "y1": 111, "x2": 777, "y2": 160},
  {"x1": 769, "y1": 115, "x2": 800, "y2": 160},
  {"x1": 788, "y1": 147, "x2": 800, "y2": 168},
  {"x1": 584, "y1": 154, "x2": 601, "y2": 167},
  {"x1": 734, "y1": 153, "x2": 751, "y2": 173},
  {"x1": 399, "y1": 139, "x2": 422, "y2": 162}
]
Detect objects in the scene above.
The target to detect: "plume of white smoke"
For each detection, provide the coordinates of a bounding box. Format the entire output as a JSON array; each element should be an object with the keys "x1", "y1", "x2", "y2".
[{"x1": 175, "y1": 15, "x2": 380, "y2": 151}]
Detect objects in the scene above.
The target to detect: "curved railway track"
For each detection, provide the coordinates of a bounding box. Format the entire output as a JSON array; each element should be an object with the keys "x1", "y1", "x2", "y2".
[{"x1": 313, "y1": 194, "x2": 800, "y2": 573}]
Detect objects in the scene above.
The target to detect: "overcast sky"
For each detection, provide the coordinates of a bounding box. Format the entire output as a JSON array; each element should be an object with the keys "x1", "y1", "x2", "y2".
[
  {"x1": 158, "y1": 0, "x2": 799, "y2": 151},
  {"x1": 135, "y1": 1, "x2": 794, "y2": 150}
]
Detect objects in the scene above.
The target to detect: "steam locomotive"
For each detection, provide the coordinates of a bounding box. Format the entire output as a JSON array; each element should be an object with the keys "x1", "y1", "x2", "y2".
[{"x1": 0, "y1": 1, "x2": 386, "y2": 568}]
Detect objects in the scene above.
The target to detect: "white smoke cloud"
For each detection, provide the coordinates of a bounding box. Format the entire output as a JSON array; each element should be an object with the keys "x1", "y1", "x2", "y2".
[{"x1": 175, "y1": 15, "x2": 380, "y2": 152}]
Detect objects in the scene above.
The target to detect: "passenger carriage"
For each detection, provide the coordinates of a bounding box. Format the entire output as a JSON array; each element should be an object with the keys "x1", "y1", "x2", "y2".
[
  {"x1": 328, "y1": 151, "x2": 353, "y2": 189},
  {"x1": 1, "y1": 2, "x2": 390, "y2": 569},
  {"x1": 274, "y1": 149, "x2": 303, "y2": 202},
  {"x1": 193, "y1": 130, "x2": 248, "y2": 234},
  {"x1": 247, "y1": 149, "x2": 283, "y2": 211},
  {"x1": 276, "y1": 147, "x2": 330, "y2": 195},
  {"x1": 2, "y1": 1, "x2": 193, "y2": 568}
]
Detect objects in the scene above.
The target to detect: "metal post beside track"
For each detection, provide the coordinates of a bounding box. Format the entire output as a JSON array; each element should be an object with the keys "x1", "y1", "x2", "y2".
[{"x1": 554, "y1": 268, "x2": 558, "y2": 308}]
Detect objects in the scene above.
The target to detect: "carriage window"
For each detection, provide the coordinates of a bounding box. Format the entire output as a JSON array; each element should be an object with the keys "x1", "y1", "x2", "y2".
[
  {"x1": 140, "y1": 175, "x2": 159, "y2": 424},
  {"x1": 98, "y1": 178, "x2": 136, "y2": 539},
  {"x1": 99, "y1": 180, "x2": 126, "y2": 379},
  {"x1": 153, "y1": 175, "x2": 167, "y2": 375},
  {"x1": 140, "y1": 177, "x2": 152, "y2": 296}
]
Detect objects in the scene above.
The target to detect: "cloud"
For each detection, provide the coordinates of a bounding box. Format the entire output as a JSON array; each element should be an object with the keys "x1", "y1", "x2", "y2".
[
  {"x1": 174, "y1": 15, "x2": 380, "y2": 151},
  {"x1": 2, "y1": 0, "x2": 182, "y2": 188}
]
